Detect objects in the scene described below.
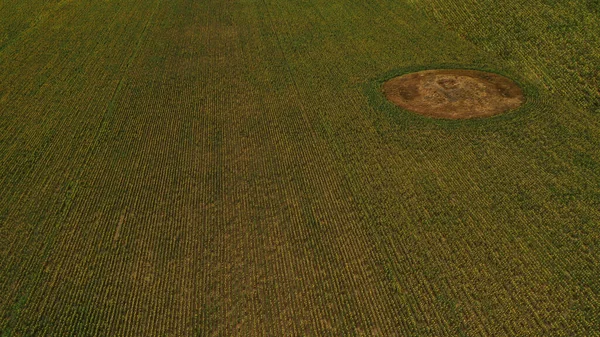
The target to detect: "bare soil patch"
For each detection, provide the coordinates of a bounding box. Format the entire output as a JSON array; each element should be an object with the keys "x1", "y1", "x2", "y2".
[{"x1": 383, "y1": 69, "x2": 525, "y2": 119}]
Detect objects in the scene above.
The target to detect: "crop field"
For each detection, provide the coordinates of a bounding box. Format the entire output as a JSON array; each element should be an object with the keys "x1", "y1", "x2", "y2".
[{"x1": 1, "y1": 0, "x2": 600, "y2": 335}]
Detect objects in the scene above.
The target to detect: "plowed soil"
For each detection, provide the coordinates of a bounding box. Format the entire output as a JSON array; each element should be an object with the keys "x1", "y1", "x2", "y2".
[{"x1": 383, "y1": 69, "x2": 525, "y2": 119}]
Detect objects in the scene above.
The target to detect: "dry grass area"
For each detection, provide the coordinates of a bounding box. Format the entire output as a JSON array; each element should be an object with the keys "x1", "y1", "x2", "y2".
[{"x1": 383, "y1": 69, "x2": 525, "y2": 119}]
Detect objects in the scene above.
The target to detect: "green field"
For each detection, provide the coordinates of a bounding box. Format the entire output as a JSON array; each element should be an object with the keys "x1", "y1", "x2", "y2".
[{"x1": 1, "y1": 0, "x2": 600, "y2": 335}]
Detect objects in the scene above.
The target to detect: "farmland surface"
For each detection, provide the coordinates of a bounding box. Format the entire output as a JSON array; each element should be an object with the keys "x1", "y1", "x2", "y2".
[{"x1": 1, "y1": 0, "x2": 600, "y2": 335}]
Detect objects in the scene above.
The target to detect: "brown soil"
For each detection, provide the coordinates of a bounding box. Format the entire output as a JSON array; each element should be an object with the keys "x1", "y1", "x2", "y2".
[{"x1": 382, "y1": 69, "x2": 525, "y2": 119}]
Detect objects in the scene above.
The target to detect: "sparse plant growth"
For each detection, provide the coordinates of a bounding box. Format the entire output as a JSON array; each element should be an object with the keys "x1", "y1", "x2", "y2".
[{"x1": 383, "y1": 69, "x2": 524, "y2": 119}]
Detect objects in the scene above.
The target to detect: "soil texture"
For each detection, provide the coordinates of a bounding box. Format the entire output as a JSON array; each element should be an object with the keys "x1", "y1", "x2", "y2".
[{"x1": 383, "y1": 69, "x2": 525, "y2": 119}]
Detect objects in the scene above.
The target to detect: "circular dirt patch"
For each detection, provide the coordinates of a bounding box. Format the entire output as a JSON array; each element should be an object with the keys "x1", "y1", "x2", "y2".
[{"x1": 382, "y1": 69, "x2": 525, "y2": 119}]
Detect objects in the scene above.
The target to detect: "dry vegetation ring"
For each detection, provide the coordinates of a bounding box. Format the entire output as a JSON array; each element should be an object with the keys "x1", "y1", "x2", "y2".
[{"x1": 383, "y1": 69, "x2": 525, "y2": 119}]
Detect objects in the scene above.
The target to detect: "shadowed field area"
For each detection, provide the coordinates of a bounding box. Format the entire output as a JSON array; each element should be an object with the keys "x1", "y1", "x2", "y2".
[{"x1": 1, "y1": 0, "x2": 600, "y2": 335}]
